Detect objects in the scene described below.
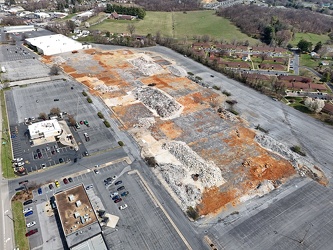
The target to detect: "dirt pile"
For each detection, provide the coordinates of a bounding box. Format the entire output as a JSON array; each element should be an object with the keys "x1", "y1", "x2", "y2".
[{"x1": 128, "y1": 55, "x2": 163, "y2": 76}]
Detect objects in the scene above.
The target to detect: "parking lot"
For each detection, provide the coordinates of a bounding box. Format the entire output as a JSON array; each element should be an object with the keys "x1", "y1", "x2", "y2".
[
  {"x1": 22, "y1": 161, "x2": 187, "y2": 250},
  {"x1": 5, "y1": 79, "x2": 119, "y2": 173}
]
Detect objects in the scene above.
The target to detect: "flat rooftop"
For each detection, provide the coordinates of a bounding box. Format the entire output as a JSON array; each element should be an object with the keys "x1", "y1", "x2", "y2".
[
  {"x1": 28, "y1": 119, "x2": 61, "y2": 138},
  {"x1": 54, "y1": 185, "x2": 101, "y2": 248}
]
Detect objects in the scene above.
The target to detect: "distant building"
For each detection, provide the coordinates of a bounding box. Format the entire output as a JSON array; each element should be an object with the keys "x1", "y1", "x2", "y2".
[
  {"x1": 54, "y1": 185, "x2": 107, "y2": 248},
  {"x1": 25, "y1": 34, "x2": 92, "y2": 55},
  {"x1": 28, "y1": 120, "x2": 62, "y2": 140}
]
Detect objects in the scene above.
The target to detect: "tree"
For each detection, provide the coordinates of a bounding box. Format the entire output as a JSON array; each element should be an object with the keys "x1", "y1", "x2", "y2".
[
  {"x1": 127, "y1": 24, "x2": 135, "y2": 36},
  {"x1": 50, "y1": 64, "x2": 60, "y2": 75},
  {"x1": 261, "y1": 25, "x2": 275, "y2": 45},
  {"x1": 66, "y1": 20, "x2": 76, "y2": 33},
  {"x1": 304, "y1": 97, "x2": 325, "y2": 113},
  {"x1": 314, "y1": 41, "x2": 322, "y2": 53},
  {"x1": 39, "y1": 112, "x2": 48, "y2": 120},
  {"x1": 50, "y1": 107, "x2": 61, "y2": 115},
  {"x1": 297, "y1": 39, "x2": 312, "y2": 53},
  {"x1": 68, "y1": 115, "x2": 76, "y2": 126}
]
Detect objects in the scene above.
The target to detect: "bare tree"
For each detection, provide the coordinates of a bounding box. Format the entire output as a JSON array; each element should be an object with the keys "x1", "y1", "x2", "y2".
[
  {"x1": 304, "y1": 97, "x2": 325, "y2": 113},
  {"x1": 39, "y1": 112, "x2": 48, "y2": 120},
  {"x1": 50, "y1": 107, "x2": 61, "y2": 115},
  {"x1": 202, "y1": 35, "x2": 210, "y2": 43},
  {"x1": 127, "y1": 24, "x2": 136, "y2": 36},
  {"x1": 68, "y1": 115, "x2": 76, "y2": 126}
]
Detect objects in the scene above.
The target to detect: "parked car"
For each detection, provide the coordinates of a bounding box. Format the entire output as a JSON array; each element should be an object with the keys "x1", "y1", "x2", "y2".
[
  {"x1": 80, "y1": 121, "x2": 84, "y2": 125},
  {"x1": 84, "y1": 120, "x2": 89, "y2": 127},
  {"x1": 94, "y1": 169, "x2": 99, "y2": 174},
  {"x1": 26, "y1": 221, "x2": 36, "y2": 228},
  {"x1": 33, "y1": 154, "x2": 38, "y2": 159},
  {"x1": 23, "y1": 207, "x2": 32, "y2": 213},
  {"x1": 59, "y1": 158, "x2": 64, "y2": 163},
  {"x1": 114, "y1": 198, "x2": 122, "y2": 203},
  {"x1": 63, "y1": 178, "x2": 68, "y2": 184},
  {"x1": 38, "y1": 152, "x2": 42, "y2": 158},
  {"x1": 112, "y1": 195, "x2": 120, "y2": 200},
  {"x1": 23, "y1": 200, "x2": 33, "y2": 206},
  {"x1": 37, "y1": 188, "x2": 42, "y2": 195},
  {"x1": 68, "y1": 177, "x2": 73, "y2": 182},
  {"x1": 55, "y1": 181, "x2": 60, "y2": 188},
  {"x1": 24, "y1": 211, "x2": 33, "y2": 217},
  {"x1": 115, "y1": 181, "x2": 122, "y2": 185},
  {"x1": 13, "y1": 158, "x2": 23, "y2": 162},
  {"x1": 104, "y1": 177, "x2": 112, "y2": 183},
  {"x1": 86, "y1": 185, "x2": 93, "y2": 190},
  {"x1": 119, "y1": 204, "x2": 128, "y2": 210},
  {"x1": 49, "y1": 183, "x2": 54, "y2": 190},
  {"x1": 110, "y1": 192, "x2": 118, "y2": 198},
  {"x1": 117, "y1": 186, "x2": 125, "y2": 191},
  {"x1": 36, "y1": 149, "x2": 40, "y2": 153},
  {"x1": 25, "y1": 228, "x2": 38, "y2": 237},
  {"x1": 121, "y1": 191, "x2": 129, "y2": 197}
]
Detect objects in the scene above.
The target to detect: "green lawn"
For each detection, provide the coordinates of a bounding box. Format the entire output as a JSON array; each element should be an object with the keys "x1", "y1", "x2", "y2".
[
  {"x1": 1, "y1": 90, "x2": 15, "y2": 178},
  {"x1": 299, "y1": 54, "x2": 320, "y2": 68},
  {"x1": 12, "y1": 201, "x2": 29, "y2": 250},
  {"x1": 91, "y1": 10, "x2": 257, "y2": 44},
  {"x1": 291, "y1": 33, "x2": 330, "y2": 46}
]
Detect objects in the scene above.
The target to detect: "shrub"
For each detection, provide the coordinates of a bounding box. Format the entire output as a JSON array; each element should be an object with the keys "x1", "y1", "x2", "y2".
[
  {"x1": 195, "y1": 76, "x2": 202, "y2": 81},
  {"x1": 87, "y1": 97, "x2": 92, "y2": 103},
  {"x1": 103, "y1": 120, "x2": 110, "y2": 128},
  {"x1": 290, "y1": 145, "x2": 306, "y2": 156},
  {"x1": 97, "y1": 112, "x2": 104, "y2": 119},
  {"x1": 213, "y1": 85, "x2": 221, "y2": 90},
  {"x1": 82, "y1": 91, "x2": 88, "y2": 96},
  {"x1": 118, "y1": 141, "x2": 124, "y2": 146},
  {"x1": 222, "y1": 90, "x2": 231, "y2": 96},
  {"x1": 145, "y1": 156, "x2": 157, "y2": 167},
  {"x1": 187, "y1": 72, "x2": 194, "y2": 76},
  {"x1": 186, "y1": 206, "x2": 199, "y2": 220},
  {"x1": 228, "y1": 109, "x2": 239, "y2": 115}
]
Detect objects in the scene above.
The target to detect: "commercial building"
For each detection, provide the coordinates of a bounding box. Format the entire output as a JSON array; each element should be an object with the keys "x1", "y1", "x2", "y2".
[
  {"x1": 28, "y1": 120, "x2": 62, "y2": 140},
  {"x1": 54, "y1": 185, "x2": 106, "y2": 249},
  {"x1": 25, "y1": 34, "x2": 92, "y2": 55}
]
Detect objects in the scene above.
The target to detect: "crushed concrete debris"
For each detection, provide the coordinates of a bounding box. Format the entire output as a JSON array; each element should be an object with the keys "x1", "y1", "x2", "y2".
[
  {"x1": 93, "y1": 84, "x2": 116, "y2": 92},
  {"x1": 162, "y1": 141, "x2": 225, "y2": 188},
  {"x1": 157, "y1": 163, "x2": 202, "y2": 210},
  {"x1": 255, "y1": 134, "x2": 327, "y2": 184},
  {"x1": 134, "y1": 117, "x2": 156, "y2": 129},
  {"x1": 167, "y1": 65, "x2": 187, "y2": 77},
  {"x1": 217, "y1": 107, "x2": 238, "y2": 121},
  {"x1": 128, "y1": 55, "x2": 163, "y2": 76},
  {"x1": 133, "y1": 87, "x2": 182, "y2": 118}
]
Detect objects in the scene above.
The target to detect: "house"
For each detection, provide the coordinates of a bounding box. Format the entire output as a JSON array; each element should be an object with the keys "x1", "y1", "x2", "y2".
[
  {"x1": 310, "y1": 52, "x2": 320, "y2": 59},
  {"x1": 110, "y1": 11, "x2": 119, "y2": 19},
  {"x1": 322, "y1": 102, "x2": 333, "y2": 115},
  {"x1": 320, "y1": 61, "x2": 330, "y2": 66}
]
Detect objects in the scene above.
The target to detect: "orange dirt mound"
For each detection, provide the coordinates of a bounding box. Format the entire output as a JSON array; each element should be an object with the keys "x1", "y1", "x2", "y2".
[{"x1": 158, "y1": 121, "x2": 183, "y2": 139}]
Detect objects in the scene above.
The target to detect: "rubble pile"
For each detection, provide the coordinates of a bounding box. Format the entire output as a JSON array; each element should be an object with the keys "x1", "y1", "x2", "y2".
[
  {"x1": 217, "y1": 107, "x2": 238, "y2": 122},
  {"x1": 162, "y1": 141, "x2": 225, "y2": 187},
  {"x1": 167, "y1": 65, "x2": 187, "y2": 77},
  {"x1": 53, "y1": 56, "x2": 66, "y2": 64},
  {"x1": 134, "y1": 117, "x2": 156, "y2": 129},
  {"x1": 255, "y1": 134, "x2": 320, "y2": 176},
  {"x1": 158, "y1": 163, "x2": 202, "y2": 210},
  {"x1": 93, "y1": 84, "x2": 116, "y2": 92},
  {"x1": 133, "y1": 87, "x2": 182, "y2": 118},
  {"x1": 128, "y1": 56, "x2": 163, "y2": 76}
]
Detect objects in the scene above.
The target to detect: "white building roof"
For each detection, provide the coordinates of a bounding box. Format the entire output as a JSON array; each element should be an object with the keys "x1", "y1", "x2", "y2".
[
  {"x1": 3, "y1": 25, "x2": 35, "y2": 33},
  {"x1": 25, "y1": 34, "x2": 89, "y2": 55},
  {"x1": 28, "y1": 119, "x2": 61, "y2": 139}
]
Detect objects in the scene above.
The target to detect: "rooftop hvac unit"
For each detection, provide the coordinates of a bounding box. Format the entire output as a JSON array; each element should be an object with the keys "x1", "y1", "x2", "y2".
[
  {"x1": 75, "y1": 200, "x2": 82, "y2": 207},
  {"x1": 80, "y1": 216, "x2": 86, "y2": 224},
  {"x1": 68, "y1": 194, "x2": 74, "y2": 201},
  {"x1": 74, "y1": 212, "x2": 80, "y2": 218}
]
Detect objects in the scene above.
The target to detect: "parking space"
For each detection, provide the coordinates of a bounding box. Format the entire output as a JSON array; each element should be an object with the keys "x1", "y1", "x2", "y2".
[
  {"x1": 0, "y1": 44, "x2": 35, "y2": 62},
  {"x1": 5, "y1": 79, "x2": 119, "y2": 173}
]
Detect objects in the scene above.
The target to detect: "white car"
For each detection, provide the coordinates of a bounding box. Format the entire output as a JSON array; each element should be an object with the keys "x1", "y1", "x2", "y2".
[
  {"x1": 110, "y1": 192, "x2": 118, "y2": 198},
  {"x1": 26, "y1": 221, "x2": 36, "y2": 228},
  {"x1": 14, "y1": 158, "x2": 23, "y2": 162},
  {"x1": 23, "y1": 207, "x2": 32, "y2": 214},
  {"x1": 85, "y1": 185, "x2": 93, "y2": 190},
  {"x1": 119, "y1": 204, "x2": 128, "y2": 210},
  {"x1": 15, "y1": 162, "x2": 25, "y2": 167}
]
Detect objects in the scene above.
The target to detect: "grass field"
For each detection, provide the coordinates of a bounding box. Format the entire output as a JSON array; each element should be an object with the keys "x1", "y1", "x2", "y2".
[
  {"x1": 300, "y1": 54, "x2": 320, "y2": 68},
  {"x1": 291, "y1": 33, "x2": 330, "y2": 46},
  {"x1": 90, "y1": 10, "x2": 257, "y2": 44},
  {"x1": 1, "y1": 90, "x2": 15, "y2": 178},
  {"x1": 12, "y1": 201, "x2": 29, "y2": 250}
]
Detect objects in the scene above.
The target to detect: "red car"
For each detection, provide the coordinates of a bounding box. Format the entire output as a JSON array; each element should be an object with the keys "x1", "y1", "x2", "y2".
[
  {"x1": 25, "y1": 228, "x2": 38, "y2": 237},
  {"x1": 114, "y1": 198, "x2": 122, "y2": 203},
  {"x1": 63, "y1": 178, "x2": 68, "y2": 184}
]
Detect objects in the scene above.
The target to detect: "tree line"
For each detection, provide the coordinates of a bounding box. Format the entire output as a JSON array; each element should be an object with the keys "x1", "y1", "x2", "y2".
[
  {"x1": 217, "y1": 5, "x2": 333, "y2": 45},
  {"x1": 106, "y1": 4, "x2": 146, "y2": 19},
  {"x1": 133, "y1": 0, "x2": 201, "y2": 11}
]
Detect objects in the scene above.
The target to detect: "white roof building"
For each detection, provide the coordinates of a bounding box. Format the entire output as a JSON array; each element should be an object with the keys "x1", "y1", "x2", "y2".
[
  {"x1": 28, "y1": 120, "x2": 62, "y2": 140},
  {"x1": 25, "y1": 34, "x2": 91, "y2": 55}
]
